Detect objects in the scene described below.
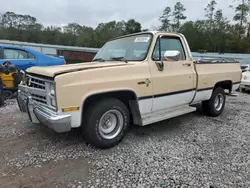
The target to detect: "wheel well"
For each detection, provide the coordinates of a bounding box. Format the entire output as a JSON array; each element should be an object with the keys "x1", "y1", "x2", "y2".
[
  {"x1": 214, "y1": 80, "x2": 233, "y2": 92},
  {"x1": 82, "y1": 90, "x2": 142, "y2": 125}
]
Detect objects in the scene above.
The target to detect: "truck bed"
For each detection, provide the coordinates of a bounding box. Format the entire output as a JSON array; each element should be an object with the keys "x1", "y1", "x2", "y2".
[{"x1": 191, "y1": 58, "x2": 241, "y2": 103}]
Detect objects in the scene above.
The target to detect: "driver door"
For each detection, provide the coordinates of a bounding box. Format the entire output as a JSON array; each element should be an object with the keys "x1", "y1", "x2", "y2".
[{"x1": 149, "y1": 34, "x2": 196, "y2": 112}]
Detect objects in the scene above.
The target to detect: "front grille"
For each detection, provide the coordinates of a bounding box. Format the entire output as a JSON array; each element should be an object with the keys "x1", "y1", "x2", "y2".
[
  {"x1": 28, "y1": 77, "x2": 46, "y2": 90},
  {"x1": 24, "y1": 75, "x2": 55, "y2": 110},
  {"x1": 31, "y1": 94, "x2": 47, "y2": 104}
]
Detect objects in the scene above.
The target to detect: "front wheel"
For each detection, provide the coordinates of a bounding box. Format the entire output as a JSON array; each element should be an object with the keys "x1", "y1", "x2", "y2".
[
  {"x1": 82, "y1": 98, "x2": 130, "y2": 149},
  {"x1": 202, "y1": 87, "x2": 226, "y2": 117}
]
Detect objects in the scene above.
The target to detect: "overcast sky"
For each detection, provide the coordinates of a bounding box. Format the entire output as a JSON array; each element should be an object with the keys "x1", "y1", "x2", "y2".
[{"x1": 0, "y1": 0, "x2": 236, "y2": 29}]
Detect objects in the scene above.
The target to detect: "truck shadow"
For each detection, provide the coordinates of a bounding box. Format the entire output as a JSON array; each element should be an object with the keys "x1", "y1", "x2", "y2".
[
  {"x1": 33, "y1": 106, "x2": 205, "y2": 148},
  {"x1": 130, "y1": 108, "x2": 203, "y2": 138}
]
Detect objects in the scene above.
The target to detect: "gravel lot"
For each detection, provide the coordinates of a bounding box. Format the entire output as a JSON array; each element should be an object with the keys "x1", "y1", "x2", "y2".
[{"x1": 0, "y1": 92, "x2": 249, "y2": 188}]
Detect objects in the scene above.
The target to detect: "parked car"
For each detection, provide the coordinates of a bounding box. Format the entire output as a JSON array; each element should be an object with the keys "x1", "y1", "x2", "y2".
[
  {"x1": 239, "y1": 70, "x2": 250, "y2": 91},
  {"x1": 240, "y1": 64, "x2": 249, "y2": 72},
  {"x1": 17, "y1": 31, "x2": 241, "y2": 149},
  {"x1": 0, "y1": 45, "x2": 66, "y2": 71},
  {"x1": 239, "y1": 58, "x2": 250, "y2": 72}
]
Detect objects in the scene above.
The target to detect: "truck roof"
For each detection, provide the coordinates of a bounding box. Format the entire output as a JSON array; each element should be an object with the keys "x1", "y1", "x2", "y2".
[{"x1": 112, "y1": 30, "x2": 182, "y2": 41}]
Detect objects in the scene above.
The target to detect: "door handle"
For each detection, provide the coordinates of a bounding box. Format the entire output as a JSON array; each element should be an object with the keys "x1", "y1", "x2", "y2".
[
  {"x1": 182, "y1": 63, "x2": 191, "y2": 67},
  {"x1": 137, "y1": 79, "x2": 151, "y2": 87}
]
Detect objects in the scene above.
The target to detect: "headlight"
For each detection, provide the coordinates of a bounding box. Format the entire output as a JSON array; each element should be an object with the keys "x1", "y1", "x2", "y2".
[
  {"x1": 50, "y1": 84, "x2": 55, "y2": 96},
  {"x1": 243, "y1": 75, "x2": 248, "y2": 80}
]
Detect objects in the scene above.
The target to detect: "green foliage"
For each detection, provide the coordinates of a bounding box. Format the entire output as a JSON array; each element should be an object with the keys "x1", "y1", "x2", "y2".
[
  {"x1": 0, "y1": 12, "x2": 142, "y2": 48},
  {"x1": 161, "y1": 0, "x2": 250, "y2": 53},
  {"x1": 172, "y1": 2, "x2": 187, "y2": 31},
  {"x1": 1, "y1": 0, "x2": 250, "y2": 54},
  {"x1": 205, "y1": 0, "x2": 217, "y2": 21},
  {"x1": 159, "y1": 7, "x2": 172, "y2": 31}
]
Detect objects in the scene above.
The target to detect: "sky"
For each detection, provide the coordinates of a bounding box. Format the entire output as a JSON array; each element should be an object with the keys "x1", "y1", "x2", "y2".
[{"x1": 0, "y1": 0, "x2": 237, "y2": 29}]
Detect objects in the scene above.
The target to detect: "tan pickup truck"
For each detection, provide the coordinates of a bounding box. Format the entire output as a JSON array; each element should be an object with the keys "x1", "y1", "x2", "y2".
[{"x1": 17, "y1": 31, "x2": 241, "y2": 148}]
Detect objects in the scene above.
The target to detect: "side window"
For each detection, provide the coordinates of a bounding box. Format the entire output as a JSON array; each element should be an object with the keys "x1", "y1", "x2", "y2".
[
  {"x1": 3, "y1": 48, "x2": 34, "y2": 59},
  {"x1": 28, "y1": 52, "x2": 35, "y2": 59},
  {"x1": 152, "y1": 37, "x2": 186, "y2": 61}
]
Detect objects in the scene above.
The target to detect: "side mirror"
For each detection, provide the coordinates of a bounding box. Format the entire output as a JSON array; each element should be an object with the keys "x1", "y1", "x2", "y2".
[{"x1": 163, "y1": 50, "x2": 181, "y2": 61}]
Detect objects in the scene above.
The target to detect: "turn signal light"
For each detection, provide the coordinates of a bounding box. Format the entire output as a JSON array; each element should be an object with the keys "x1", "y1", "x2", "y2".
[{"x1": 62, "y1": 107, "x2": 79, "y2": 112}]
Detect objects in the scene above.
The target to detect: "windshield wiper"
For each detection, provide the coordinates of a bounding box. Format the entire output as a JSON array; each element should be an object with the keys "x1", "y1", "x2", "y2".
[
  {"x1": 92, "y1": 58, "x2": 105, "y2": 62},
  {"x1": 110, "y1": 57, "x2": 128, "y2": 63}
]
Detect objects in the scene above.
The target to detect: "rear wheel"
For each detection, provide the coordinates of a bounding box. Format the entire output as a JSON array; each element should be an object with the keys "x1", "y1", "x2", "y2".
[
  {"x1": 202, "y1": 87, "x2": 226, "y2": 117},
  {"x1": 82, "y1": 98, "x2": 130, "y2": 149}
]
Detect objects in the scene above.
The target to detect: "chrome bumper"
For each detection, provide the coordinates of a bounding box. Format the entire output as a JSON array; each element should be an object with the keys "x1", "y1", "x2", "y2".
[
  {"x1": 17, "y1": 85, "x2": 71, "y2": 133},
  {"x1": 239, "y1": 81, "x2": 250, "y2": 90}
]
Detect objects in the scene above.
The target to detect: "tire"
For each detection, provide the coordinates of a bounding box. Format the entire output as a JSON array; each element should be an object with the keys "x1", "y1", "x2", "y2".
[
  {"x1": 241, "y1": 88, "x2": 246, "y2": 92},
  {"x1": 0, "y1": 95, "x2": 4, "y2": 107},
  {"x1": 82, "y1": 98, "x2": 130, "y2": 149},
  {"x1": 202, "y1": 87, "x2": 226, "y2": 117},
  {"x1": 3, "y1": 90, "x2": 13, "y2": 99}
]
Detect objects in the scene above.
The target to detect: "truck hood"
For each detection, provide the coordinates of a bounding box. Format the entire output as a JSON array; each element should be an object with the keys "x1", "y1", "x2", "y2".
[{"x1": 26, "y1": 61, "x2": 131, "y2": 77}]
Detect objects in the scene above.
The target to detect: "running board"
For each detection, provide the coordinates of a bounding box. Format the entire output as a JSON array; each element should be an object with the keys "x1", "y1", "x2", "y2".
[{"x1": 142, "y1": 105, "x2": 197, "y2": 126}]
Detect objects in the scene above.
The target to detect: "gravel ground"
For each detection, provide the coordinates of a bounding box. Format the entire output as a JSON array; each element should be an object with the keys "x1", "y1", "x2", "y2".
[{"x1": 0, "y1": 92, "x2": 249, "y2": 188}]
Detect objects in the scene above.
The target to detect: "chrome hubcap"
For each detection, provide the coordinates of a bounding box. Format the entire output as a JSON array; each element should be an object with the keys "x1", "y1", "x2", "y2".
[
  {"x1": 98, "y1": 109, "x2": 124, "y2": 140},
  {"x1": 214, "y1": 93, "x2": 224, "y2": 111}
]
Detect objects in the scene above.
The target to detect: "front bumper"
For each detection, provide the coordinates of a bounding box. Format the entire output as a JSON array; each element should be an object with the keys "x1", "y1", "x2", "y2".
[
  {"x1": 17, "y1": 86, "x2": 71, "y2": 133},
  {"x1": 239, "y1": 81, "x2": 250, "y2": 90}
]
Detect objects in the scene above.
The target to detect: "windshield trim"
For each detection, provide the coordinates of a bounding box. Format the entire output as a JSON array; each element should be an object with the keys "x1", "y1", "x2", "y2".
[
  {"x1": 95, "y1": 32, "x2": 154, "y2": 62},
  {"x1": 111, "y1": 31, "x2": 154, "y2": 41}
]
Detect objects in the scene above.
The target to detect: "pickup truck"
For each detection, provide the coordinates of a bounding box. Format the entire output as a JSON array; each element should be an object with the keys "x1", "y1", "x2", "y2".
[
  {"x1": 17, "y1": 31, "x2": 242, "y2": 149},
  {"x1": 0, "y1": 45, "x2": 66, "y2": 71}
]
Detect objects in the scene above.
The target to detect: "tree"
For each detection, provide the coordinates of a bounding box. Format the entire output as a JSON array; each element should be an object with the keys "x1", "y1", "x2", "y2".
[
  {"x1": 204, "y1": 0, "x2": 218, "y2": 51},
  {"x1": 172, "y1": 2, "x2": 187, "y2": 31},
  {"x1": 233, "y1": 0, "x2": 250, "y2": 26},
  {"x1": 124, "y1": 19, "x2": 141, "y2": 34},
  {"x1": 214, "y1": 10, "x2": 229, "y2": 52},
  {"x1": 2, "y1": 9, "x2": 250, "y2": 54},
  {"x1": 232, "y1": 0, "x2": 250, "y2": 37},
  {"x1": 76, "y1": 26, "x2": 95, "y2": 47},
  {"x1": 159, "y1": 7, "x2": 172, "y2": 31},
  {"x1": 180, "y1": 20, "x2": 208, "y2": 51},
  {"x1": 205, "y1": 0, "x2": 217, "y2": 22}
]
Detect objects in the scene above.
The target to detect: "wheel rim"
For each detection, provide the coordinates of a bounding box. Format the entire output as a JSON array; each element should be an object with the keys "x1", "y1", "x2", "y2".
[
  {"x1": 98, "y1": 109, "x2": 124, "y2": 140},
  {"x1": 214, "y1": 93, "x2": 224, "y2": 111}
]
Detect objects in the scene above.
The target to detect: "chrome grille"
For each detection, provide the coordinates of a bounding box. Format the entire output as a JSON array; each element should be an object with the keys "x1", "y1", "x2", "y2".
[
  {"x1": 31, "y1": 94, "x2": 47, "y2": 104},
  {"x1": 25, "y1": 75, "x2": 56, "y2": 110},
  {"x1": 28, "y1": 77, "x2": 46, "y2": 90}
]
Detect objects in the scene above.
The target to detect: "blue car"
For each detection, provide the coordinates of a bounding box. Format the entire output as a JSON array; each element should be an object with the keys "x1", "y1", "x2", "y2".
[{"x1": 0, "y1": 45, "x2": 66, "y2": 71}]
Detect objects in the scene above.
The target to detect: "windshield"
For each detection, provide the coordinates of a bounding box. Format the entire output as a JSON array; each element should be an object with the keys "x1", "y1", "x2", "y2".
[{"x1": 93, "y1": 34, "x2": 152, "y2": 62}]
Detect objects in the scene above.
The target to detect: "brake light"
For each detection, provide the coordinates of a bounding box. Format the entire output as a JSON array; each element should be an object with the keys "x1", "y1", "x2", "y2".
[{"x1": 64, "y1": 61, "x2": 66, "y2": 65}]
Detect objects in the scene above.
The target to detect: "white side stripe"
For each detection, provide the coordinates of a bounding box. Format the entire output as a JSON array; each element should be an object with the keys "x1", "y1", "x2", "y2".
[
  {"x1": 192, "y1": 89, "x2": 213, "y2": 103},
  {"x1": 138, "y1": 98, "x2": 152, "y2": 115},
  {"x1": 152, "y1": 91, "x2": 195, "y2": 112}
]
